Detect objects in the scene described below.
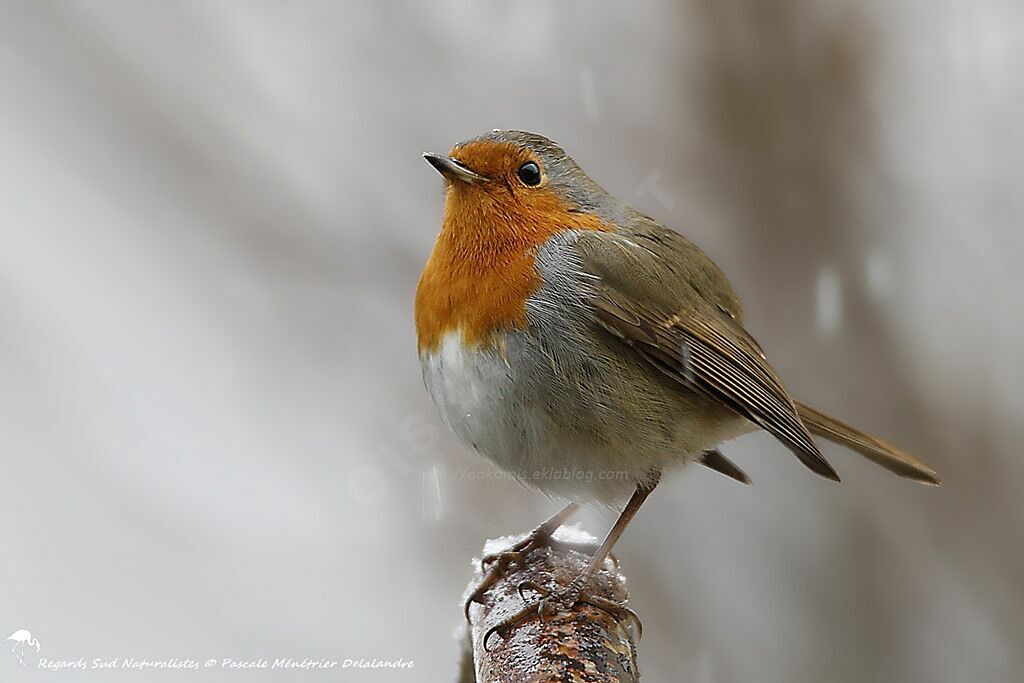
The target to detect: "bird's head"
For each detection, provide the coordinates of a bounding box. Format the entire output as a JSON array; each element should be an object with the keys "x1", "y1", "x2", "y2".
[
  {"x1": 417, "y1": 131, "x2": 625, "y2": 352},
  {"x1": 423, "y1": 130, "x2": 620, "y2": 249}
]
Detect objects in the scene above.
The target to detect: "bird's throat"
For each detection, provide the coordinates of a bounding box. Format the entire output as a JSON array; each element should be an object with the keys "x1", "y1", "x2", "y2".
[{"x1": 415, "y1": 187, "x2": 609, "y2": 353}]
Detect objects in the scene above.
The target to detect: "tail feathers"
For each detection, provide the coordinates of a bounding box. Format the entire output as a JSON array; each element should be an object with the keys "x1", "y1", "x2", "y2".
[
  {"x1": 795, "y1": 401, "x2": 940, "y2": 486},
  {"x1": 700, "y1": 448, "x2": 751, "y2": 485}
]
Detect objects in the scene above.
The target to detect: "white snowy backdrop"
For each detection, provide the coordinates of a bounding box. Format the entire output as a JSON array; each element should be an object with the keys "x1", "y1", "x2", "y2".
[{"x1": 1, "y1": 2, "x2": 1022, "y2": 681}]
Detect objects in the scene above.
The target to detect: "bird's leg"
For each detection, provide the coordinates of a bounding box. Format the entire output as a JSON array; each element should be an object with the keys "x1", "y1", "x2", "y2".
[
  {"x1": 483, "y1": 475, "x2": 660, "y2": 649},
  {"x1": 478, "y1": 502, "x2": 583, "y2": 570},
  {"x1": 464, "y1": 502, "x2": 583, "y2": 620}
]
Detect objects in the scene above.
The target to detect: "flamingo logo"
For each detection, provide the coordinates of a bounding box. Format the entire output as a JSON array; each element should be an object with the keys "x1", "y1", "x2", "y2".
[{"x1": 6, "y1": 629, "x2": 40, "y2": 666}]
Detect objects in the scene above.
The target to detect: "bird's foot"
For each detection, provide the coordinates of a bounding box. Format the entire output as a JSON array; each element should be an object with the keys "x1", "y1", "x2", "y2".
[
  {"x1": 482, "y1": 574, "x2": 641, "y2": 651},
  {"x1": 463, "y1": 528, "x2": 603, "y2": 621}
]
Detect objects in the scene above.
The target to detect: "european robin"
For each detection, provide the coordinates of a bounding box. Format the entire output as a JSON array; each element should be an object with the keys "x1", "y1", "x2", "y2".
[{"x1": 416, "y1": 130, "x2": 939, "y2": 644}]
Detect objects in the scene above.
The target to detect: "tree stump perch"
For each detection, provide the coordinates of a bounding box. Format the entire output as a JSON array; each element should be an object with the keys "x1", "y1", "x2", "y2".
[{"x1": 459, "y1": 526, "x2": 640, "y2": 682}]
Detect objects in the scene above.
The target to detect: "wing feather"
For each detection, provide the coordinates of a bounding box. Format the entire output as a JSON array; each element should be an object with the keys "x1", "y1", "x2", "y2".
[{"x1": 593, "y1": 285, "x2": 839, "y2": 481}]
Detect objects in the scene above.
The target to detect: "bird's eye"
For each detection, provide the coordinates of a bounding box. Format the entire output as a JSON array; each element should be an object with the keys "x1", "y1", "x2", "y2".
[{"x1": 516, "y1": 161, "x2": 542, "y2": 187}]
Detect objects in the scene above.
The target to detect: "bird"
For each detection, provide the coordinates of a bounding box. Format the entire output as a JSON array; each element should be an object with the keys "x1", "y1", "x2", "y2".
[
  {"x1": 7, "y1": 629, "x2": 40, "y2": 665},
  {"x1": 415, "y1": 130, "x2": 939, "y2": 646}
]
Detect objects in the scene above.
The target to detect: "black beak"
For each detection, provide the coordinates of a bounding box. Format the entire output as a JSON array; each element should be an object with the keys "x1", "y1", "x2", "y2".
[{"x1": 423, "y1": 152, "x2": 487, "y2": 184}]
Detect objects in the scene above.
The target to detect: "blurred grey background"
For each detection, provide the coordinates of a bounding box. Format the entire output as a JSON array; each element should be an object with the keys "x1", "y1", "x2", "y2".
[{"x1": 1, "y1": 1, "x2": 1022, "y2": 681}]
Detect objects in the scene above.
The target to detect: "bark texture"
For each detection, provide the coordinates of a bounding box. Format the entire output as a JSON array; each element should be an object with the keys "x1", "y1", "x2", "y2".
[{"x1": 462, "y1": 527, "x2": 640, "y2": 683}]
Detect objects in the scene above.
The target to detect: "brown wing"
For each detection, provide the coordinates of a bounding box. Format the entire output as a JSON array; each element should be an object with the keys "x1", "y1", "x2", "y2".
[{"x1": 592, "y1": 283, "x2": 840, "y2": 481}]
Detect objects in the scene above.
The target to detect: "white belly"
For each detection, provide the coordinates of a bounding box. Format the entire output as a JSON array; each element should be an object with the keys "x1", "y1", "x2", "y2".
[
  {"x1": 420, "y1": 331, "x2": 514, "y2": 459},
  {"x1": 420, "y1": 331, "x2": 656, "y2": 504}
]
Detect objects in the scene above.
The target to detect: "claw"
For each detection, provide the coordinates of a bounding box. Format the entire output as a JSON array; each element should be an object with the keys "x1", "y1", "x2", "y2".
[
  {"x1": 465, "y1": 548, "x2": 532, "y2": 620},
  {"x1": 577, "y1": 593, "x2": 643, "y2": 641},
  {"x1": 464, "y1": 591, "x2": 482, "y2": 621},
  {"x1": 480, "y1": 549, "x2": 523, "y2": 573},
  {"x1": 516, "y1": 580, "x2": 548, "y2": 601},
  {"x1": 482, "y1": 599, "x2": 540, "y2": 652},
  {"x1": 467, "y1": 504, "x2": 585, "y2": 629},
  {"x1": 465, "y1": 527, "x2": 578, "y2": 624},
  {"x1": 481, "y1": 576, "x2": 638, "y2": 650}
]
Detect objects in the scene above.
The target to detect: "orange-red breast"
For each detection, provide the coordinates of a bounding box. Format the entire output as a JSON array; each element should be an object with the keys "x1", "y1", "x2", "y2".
[{"x1": 415, "y1": 130, "x2": 939, "y2": 642}]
